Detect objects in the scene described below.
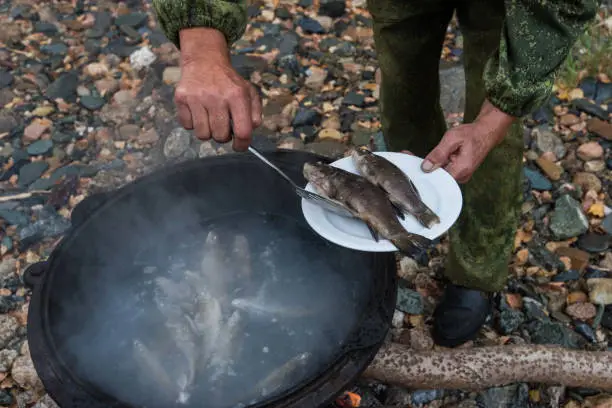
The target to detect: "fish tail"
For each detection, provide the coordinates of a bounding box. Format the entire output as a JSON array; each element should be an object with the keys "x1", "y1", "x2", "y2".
[
  {"x1": 413, "y1": 208, "x2": 441, "y2": 229},
  {"x1": 391, "y1": 198, "x2": 440, "y2": 229},
  {"x1": 390, "y1": 233, "x2": 432, "y2": 259}
]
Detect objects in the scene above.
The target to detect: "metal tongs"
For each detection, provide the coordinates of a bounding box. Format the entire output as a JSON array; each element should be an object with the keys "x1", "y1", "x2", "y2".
[{"x1": 247, "y1": 146, "x2": 355, "y2": 219}]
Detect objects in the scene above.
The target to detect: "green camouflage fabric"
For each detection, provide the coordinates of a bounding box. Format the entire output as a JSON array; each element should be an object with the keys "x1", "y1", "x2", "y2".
[
  {"x1": 151, "y1": 0, "x2": 248, "y2": 48},
  {"x1": 484, "y1": 0, "x2": 600, "y2": 117},
  {"x1": 369, "y1": 0, "x2": 598, "y2": 291}
]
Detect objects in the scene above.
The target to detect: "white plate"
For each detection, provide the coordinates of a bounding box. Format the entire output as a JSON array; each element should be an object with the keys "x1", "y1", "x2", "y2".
[{"x1": 301, "y1": 152, "x2": 463, "y2": 252}]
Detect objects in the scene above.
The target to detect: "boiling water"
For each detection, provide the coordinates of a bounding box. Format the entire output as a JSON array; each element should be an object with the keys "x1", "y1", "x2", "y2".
[{"x1": 57, "y1": 213, "x2": 372, "y2": 408}]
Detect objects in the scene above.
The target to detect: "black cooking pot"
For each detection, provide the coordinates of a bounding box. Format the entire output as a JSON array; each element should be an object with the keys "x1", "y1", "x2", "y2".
[{"x1": 25, "y1": 150, "x2": 398, "y2": 408}]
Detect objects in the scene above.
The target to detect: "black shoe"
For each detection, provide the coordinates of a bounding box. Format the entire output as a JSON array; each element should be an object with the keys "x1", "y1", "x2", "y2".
[{"x1": 431, "y1": 283, "x2": 493, "y2": 348}]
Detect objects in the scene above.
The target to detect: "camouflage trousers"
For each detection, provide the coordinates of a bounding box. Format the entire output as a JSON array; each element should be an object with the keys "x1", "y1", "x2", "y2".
[{"x1": 368, "y1": 0, "x2": 524, "y2": 292}]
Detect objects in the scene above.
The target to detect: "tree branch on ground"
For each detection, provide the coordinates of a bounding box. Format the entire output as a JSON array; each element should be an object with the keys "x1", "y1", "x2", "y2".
[{"x1": 363, "y1": 342, "x2": 612, "y2": 391}]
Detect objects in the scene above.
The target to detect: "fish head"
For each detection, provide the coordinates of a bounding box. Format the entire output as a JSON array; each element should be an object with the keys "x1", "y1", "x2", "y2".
[
  {"x1": 230, "y1": 297, "x2": 249, "y2": 311},
  {"x1": 232, "y1": 235, "x2": 249, "y2": 255},
  {"x1": 303, "y1": 162, "x2": 336, "y2": 197},
  {"x1": 350, "y1": 147, "x2": 379, "y2": 179},
  {"x1": 348, "y1": 146, "x2": 370, "y2": 158},
  {"x1": 200, "y1": 229, "x2": 231, "y2": 291},
  {"x1": 201, "y1": 229, "x2": 226, "y2": 269},
  {"x1": 204, "y1": 229, "x2": 224, "y2": 252}
]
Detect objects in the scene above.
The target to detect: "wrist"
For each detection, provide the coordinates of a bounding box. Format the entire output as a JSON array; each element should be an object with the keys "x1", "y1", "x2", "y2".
[
  {"x1": 475, "y1": 99, "x2": 516, "y2": 128},
  {"x1": 179, "y1": 27, "x2": 230, "y2": 66},
  {"x1": 474, "y1": 99, "x2": 516, "y2": 145}
]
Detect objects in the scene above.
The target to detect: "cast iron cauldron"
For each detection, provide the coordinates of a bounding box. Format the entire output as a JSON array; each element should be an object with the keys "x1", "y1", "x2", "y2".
[{"x1": 25, "y1": 150, "x2": 398, "y2": 408}]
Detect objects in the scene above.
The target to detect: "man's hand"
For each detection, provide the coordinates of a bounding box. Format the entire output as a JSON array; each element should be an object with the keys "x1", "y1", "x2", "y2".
[
  {"x1": 175, "y1": 28, "x2": 262, "y2": 151},
  {"x1": 420, "y1": 100, "x2": 516, "y2": 183}
]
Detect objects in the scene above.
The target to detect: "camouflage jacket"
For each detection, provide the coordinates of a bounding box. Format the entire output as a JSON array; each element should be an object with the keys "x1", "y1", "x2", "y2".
[{"x1": 151, "y1": 0, "x2": 601, "y2": 117}]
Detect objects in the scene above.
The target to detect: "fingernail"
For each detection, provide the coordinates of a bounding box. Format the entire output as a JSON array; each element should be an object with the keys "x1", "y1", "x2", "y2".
[{"x1": 421, "y1": 160, "x2": 435, "y2": 172}]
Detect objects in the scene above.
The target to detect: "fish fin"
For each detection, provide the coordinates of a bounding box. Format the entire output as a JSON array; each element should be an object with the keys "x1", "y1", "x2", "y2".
[
  {"x1": 412, "y1": 208, "x2": 441, "y2": 229},
  {"x1": 395, "y1": 169, "x2": 441, "y2": 228},
  {"x1": 342, "y1": 197, "x2": 365, "y2": 220},
  {"x1": 389, "y1": 236, "x2": 423, "y2": 259},
  {"x1": 389, "y1": 195, "x2": 440, "y2": 229},
  {"x1": 406, "y1": 232, "x2": 433, "y2": 250},
  {"x1": 372, "y1": 184, "x2": 405, "y2": 220},
  {"x1": 389, "y1": 233, "x2": 432, "y2": 258},
  {"x1": 390, "y1": 201, "x2": 406, "y2": 220},
  {"x1": 405, "y1": 177, "x2": 422, "y2": 201},
  {"x1": 340, "y1": 199, "x2": 378, "y2": 241},
  {"x1": 365, "y1": 222, "x2": 380, "y2": 242}
]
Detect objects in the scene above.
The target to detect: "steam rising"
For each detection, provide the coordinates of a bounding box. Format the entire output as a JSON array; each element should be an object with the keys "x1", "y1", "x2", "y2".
[{"x1": 51, "y1": 194, "x2": 371, "y2": 408}]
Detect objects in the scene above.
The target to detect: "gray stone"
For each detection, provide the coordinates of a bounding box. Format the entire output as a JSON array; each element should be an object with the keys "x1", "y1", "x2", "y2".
[
  {"x1": 0, "y1": 258, "x2": 16, "y2": 281},
  {"x1": 18, "y1": 207, "x2": 71, "y2": 241},
  {"x1": 41, "y1": 43, "x2": 68, "y2": 56},
  {"x1": 439, "y1": 63, "x2": 465, "y2": 116},
  {"x1": 0, "y1": 349, "x2": 18, "y2": 373},
  {"x1": 395, "y1": 285, "x2": 424, "y2": 315},
  {"x1": 318, "y1": 0, "x2": 346, "y2": 18},
  {"x1": 602, "y1": 213, "x2": 612, "y2": 235},
  {"x1": 18, "y1": 161, "x2": 49, "y2": 187},
  {"x1": 0, "y1": 315, "x2": 18, "y2": 349},
  {"x1": 411, "y1": 390, "x2": 445, "y2": 406},
  {"x1": 477, "y1": 383, "x2": 529, "y2": 408},
  {"x1": 163, "y1": 127, "x2": 192, "y2": 158},
  {"x1": 524, "y1": 167, "x2": 552, "y2": 191},
  {"x1": 32, "y1": 394, "x2": 60, "y2": 408},
  {"x1": 525, "y1": 320, "x2": 583, "y2": 349},
  {"x1": 32, "y1": 395, "x2": 60, "y2": 408},
  {"x1": 342, "y1": 91, "x2": 365, "y2": 107},
  {"x1": 0, "y1": 210, "x2": 29, "y2": 226},
  {"x1": 304, "y1": 140, "x2": 347, "y2": 159},
  {"x1": 383, "y1": 386, "x2": 412, "y2": 406},
  {"x1": 79, "y1": 95, "x2": 106, "y2": 110},
  {"x1": 549, "y1": 194, "x2": 589, "y2": 239},
  {"x1": 533, "y1": 127, "x2": 566, "y2": 159},
  {"x1": 12, "y1": 353, "x2": 44, "y2": 392},
  {"x1": 114, "y1": 12, "x2": 148, "y2": 27},
  {"x1": 0, "y1": 71, "x2": 13, "y2": 89},
  {"x1": 26, "y1": 140, "x2": 53, "y2": 156},
  {"x1": 498, "y1": 297, "x2": 525, "y2": 334},
  {"x1": 0, "y1": 113, "x2": 17, "y2": 134},
  {"x1": 0, "y1": 88, "x2": 14, "y2": 107},
  {"x1": 522, "y1": 297, "x2": 550, "y2": 322},
  {"x1": 46, "y1": 72, "x2": 79, "y2": 102}
]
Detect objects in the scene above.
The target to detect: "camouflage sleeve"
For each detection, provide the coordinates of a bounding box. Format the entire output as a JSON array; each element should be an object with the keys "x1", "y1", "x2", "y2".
[
  {"x1": 151, "y1": 0, "x2": 248, "y2": 49},
  {"x1": 483, "y1": 0, "x2": 600, "y2": 117}
]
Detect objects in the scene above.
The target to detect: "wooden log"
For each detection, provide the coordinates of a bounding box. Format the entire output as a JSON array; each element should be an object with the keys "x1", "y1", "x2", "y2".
[{"x1": 363, "y1": 342, "x2": 612, "y2": 391}]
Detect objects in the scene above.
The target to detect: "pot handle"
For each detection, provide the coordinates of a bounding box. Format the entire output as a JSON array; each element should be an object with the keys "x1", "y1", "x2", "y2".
[
  {"x1": 23, "y1": 261, "x2": 49, "y2": 288},
  {"x1": 70, "y1": 191, "x2": 111, "y2": 228}
]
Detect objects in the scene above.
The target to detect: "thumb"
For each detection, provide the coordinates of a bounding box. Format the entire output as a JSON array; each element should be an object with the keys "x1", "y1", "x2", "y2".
[{"x1": 421, "y1": 135, "x2": 461, "y2": 172}]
